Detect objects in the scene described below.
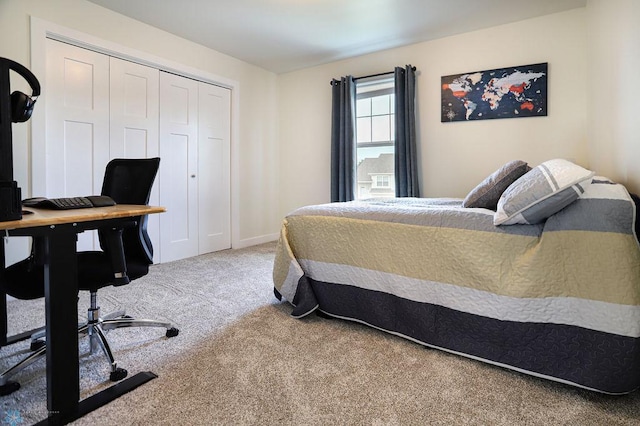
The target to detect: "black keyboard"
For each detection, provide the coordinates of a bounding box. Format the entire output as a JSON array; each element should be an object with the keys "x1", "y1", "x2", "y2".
[{"x1": 22, "y1": 196, "x2": 116, "y2": 210}]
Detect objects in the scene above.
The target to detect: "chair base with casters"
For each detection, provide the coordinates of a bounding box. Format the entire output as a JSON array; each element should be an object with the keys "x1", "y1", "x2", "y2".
[
  {"x1": 0, "y1": 293, "x2": 179, "y2": 395},
  {"x1": 0, "y1": 335, "x2": 46, "y2": 396},
  {"x1": 81, "y1": 290, "x2": 179, "y2": 382}
]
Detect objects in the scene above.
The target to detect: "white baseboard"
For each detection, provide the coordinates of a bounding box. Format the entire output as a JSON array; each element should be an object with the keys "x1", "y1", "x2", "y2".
[{"x1": 234, "y1": 233, "x2": 278, "y2": 249}]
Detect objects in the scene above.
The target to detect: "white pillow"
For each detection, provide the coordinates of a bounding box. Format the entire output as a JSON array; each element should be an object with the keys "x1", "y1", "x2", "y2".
[{"x1": 494, "y1": 159, "x2": 595, "y2": 225}]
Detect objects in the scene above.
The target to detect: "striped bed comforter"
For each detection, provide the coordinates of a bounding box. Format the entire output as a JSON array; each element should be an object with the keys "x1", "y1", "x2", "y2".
[{"x1": 273, "y1": 179, "x2": 640, "y2": 394}]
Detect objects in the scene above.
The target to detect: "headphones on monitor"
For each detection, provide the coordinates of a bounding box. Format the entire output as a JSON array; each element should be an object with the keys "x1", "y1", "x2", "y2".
[{"x1": 1, "y1": 58, "x2": 41, "y2": 123}]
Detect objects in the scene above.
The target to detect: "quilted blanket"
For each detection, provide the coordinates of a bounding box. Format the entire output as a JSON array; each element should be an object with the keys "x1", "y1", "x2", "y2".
[{"x1": 273, "y1": 178, "x2": 640, "y2": 393}]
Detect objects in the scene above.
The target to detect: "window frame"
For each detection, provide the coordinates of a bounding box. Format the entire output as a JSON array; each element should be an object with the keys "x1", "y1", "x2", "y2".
[
  {"x1": 355, "y1": 76, "x2": 396, "y2": 200},
  {"x1": 356, "y1": 85, "x2": 395, "y2": 148}
]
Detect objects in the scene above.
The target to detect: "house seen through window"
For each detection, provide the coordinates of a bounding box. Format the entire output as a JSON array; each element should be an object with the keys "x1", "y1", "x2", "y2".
[{"x1": 356, "y1": 77, "x2": 395, "y2": 199}]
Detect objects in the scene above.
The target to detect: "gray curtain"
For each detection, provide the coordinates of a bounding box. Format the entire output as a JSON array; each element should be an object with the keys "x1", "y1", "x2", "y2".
[
  {"x1": 330, "y1": 76, "x2": 356, "y2": 202},
  {"x1": 394, "y1": 65, "x2": 420, "y2": 197}
]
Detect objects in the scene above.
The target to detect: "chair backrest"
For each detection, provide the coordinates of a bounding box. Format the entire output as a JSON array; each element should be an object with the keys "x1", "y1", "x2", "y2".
[{"x1": 99, "y1": 158, "x2": 160, "y2": 265}]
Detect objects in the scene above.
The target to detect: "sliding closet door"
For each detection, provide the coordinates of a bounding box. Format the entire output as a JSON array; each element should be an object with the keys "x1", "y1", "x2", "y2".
[
  {"x1": 45, "y1": 39, "x2": 110, "y2": 250},
  {"x1": 42, "y1": 39, "x2": 231, "y2": 262},
  {"x1": 159, "y1": 72, "x2": 199, "y2": 261},
  {"x1": 198, "y1": 81, "x2": 231, "y2": 253},
  {"x1": 109, "y1": 57, "x2": 161, "y2": 259}
]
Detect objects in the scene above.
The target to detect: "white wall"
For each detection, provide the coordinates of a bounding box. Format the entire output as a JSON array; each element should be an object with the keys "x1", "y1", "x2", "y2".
[
  {"x1": 3, "y1": 0, "x2": 637, "y2": 260},
  {"x1": 587, "y1": 0, "x2": 640, "y2": 194},
  {"x1": 278, "y1": 9, "x2": 588, "y2": 217},
  {"x1": 0, "y1": 0, "x2": 280, "y2": 256}
]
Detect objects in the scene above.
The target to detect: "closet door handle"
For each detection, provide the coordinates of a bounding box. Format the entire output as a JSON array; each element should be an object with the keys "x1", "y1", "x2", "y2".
[{"x1": 190, "y1": 174, "x2": 196, "y2": 178}]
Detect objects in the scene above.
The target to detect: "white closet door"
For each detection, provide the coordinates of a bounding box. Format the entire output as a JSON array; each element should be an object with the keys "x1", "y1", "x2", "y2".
[
  {"x1": 109, "y1": 57, "x2": 161, "y2": 261},
  {"x1": 159, "y1": 72, "x2": 199, "y2": 261},
  {"x1": 198, "y1": 82, "x2": 231, "y2": 253},
  {"x1": 45, "y1": 39, "x2": 110, "y2": 251}
]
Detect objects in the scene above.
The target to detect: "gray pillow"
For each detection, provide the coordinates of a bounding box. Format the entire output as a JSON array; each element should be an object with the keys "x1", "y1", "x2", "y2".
[
  {"x1": 494, "y1": 159, "x2": 595, "y2": 225},
  {"x1": 462, "y1": 160, "x2": 530, "y2": 210}
]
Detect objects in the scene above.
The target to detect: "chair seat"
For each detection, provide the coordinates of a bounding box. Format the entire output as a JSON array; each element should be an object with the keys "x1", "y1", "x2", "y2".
[
  {"x1": 2, "y1": 258, "x2": 43, "y2": 300},
  {"x1": 77, "y1": 251, "x2": 149, "y2": 291},
  {"x1": 2, "y1": 252, "x2": 149, "y2": 300}
]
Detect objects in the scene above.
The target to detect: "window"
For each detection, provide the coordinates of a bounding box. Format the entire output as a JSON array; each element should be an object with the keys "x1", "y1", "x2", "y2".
[
  {"x1": 373, "y1": 175, "x2": 390, "y2": 188},
  {"x1": 355, "y1": 77, "x2": 395, "y2": 199}
]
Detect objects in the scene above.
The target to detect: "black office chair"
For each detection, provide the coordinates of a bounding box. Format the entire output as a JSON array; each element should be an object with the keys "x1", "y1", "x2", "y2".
[{"x1": 0, "y1": 157, "x2": 178, "y2": 395}]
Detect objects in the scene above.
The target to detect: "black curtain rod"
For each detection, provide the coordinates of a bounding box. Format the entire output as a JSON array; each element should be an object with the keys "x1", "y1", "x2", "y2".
[
  {"x1": 354, "y1": 70, "x2": 394, "y2": 81},
  {"x1": 330, "y1": 66, "x2": 416, "y2": 86}
]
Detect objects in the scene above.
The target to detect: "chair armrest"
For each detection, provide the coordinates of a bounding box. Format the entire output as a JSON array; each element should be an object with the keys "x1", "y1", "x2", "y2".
[{"x1": 100, "y1": 223, "x2": 135, "y2": 286}]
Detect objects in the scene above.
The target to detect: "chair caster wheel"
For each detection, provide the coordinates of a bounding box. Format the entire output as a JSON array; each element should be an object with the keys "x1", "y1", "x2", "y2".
[
  {"x1": 0, "y1": 381, "x2": 20, "y2": 396},
  {"x1": 110, "y1": 367, "x2": 128, "y2": 382},
  {"x1": 30, "y1": 339, "x2": 46, "y2": 351},
  {"x1": 166, "y1": 327, "x2": 179, "y2": 338}
]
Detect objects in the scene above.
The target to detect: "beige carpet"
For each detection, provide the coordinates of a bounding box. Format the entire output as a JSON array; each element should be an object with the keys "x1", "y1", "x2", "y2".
[{"x1": 1, "y1": 242, "x2": 640, "y2": 425}]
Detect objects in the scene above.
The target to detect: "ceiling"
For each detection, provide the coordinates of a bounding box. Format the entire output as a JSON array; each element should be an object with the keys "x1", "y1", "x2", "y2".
[{"x1": 87, "y1": 0, "x2": 586, "y2": 74}]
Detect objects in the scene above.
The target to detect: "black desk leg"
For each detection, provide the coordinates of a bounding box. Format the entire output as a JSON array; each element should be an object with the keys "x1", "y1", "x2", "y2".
[
  {"x1": 43, "y1": 230, "x2": 80, "y2": 419},
  {"x1": 0, "y1": 240, "x2": 7, "y2": 347}
]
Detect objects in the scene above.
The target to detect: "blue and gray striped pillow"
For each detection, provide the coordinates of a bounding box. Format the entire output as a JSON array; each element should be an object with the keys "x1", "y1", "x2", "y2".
[{"x1": 494, "y1": 159, "x2": 595, "y2": 226}]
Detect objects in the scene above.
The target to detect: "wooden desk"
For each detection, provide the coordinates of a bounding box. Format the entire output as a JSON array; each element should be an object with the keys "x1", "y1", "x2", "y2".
[{"x1": 0, "y1": 205, "x2": 165, "y2": 425}]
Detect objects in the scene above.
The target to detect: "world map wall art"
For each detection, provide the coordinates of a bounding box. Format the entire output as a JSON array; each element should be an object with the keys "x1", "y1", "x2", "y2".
[{"x1": 441, "y1": 62, "x2": 547, "y2": 122}]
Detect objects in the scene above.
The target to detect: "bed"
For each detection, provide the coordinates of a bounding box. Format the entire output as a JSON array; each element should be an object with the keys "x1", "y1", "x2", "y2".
[{"x1": 272, "y1": 159, "x2": 640, "y2": 394}]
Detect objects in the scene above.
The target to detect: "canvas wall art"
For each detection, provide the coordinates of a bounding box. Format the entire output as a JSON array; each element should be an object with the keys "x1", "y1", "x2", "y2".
[{"x1": 441, "y1": 63, "x2": 547, "y2": 122}]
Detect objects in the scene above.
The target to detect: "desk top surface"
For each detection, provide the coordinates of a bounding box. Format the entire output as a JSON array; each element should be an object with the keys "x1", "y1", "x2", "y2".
[{"x1": 0, "y1": 205, "x2": 165, "y2": 231}]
